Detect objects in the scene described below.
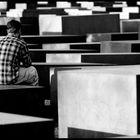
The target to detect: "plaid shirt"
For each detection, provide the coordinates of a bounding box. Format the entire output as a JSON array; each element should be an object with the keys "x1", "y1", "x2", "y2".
[{"x1": 0, "y1": 34, "x2": 32, "y2": 84}]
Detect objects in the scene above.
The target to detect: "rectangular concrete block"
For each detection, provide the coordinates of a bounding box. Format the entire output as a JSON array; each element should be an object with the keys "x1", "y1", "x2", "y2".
[
  {"x1": 57, "y1": 65, "x2": 140, "y2": 138},
  {"x1": 62, "y1": 14, "x2": 120, "y2": 34},
  {"x1": 0, "y1": 112, "x2": 54, "y2": 138},
  {"x1": 39, "y1": 15, "x2": 62, "y2": 35},
  {"x1": 121, "y1": 19, "x2": 140, "y2": 32},
  {"x1": 81, "y1": 53, "x2": 140, "y2": 65},
  {"x1": 101, "y1": 41, "x2": 131, "y2": 53},
  {"x1": 46, "y1": 53, "x2": 81, "y2": 63},
  {"x1": 101, "y1": 41, "x2": 140, "y2": 53},
  {"x1": 86, "y1": 33, "x2": 111, "y2": 42},
  {"x1": 42, "y1": 43, "x2": 70, "y2": 50}
]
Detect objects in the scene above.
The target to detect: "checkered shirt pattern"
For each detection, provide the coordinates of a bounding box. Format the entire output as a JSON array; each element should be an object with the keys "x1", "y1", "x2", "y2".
[{"x1": 0, "y1": 35, "x2": 32, "y2": 84}]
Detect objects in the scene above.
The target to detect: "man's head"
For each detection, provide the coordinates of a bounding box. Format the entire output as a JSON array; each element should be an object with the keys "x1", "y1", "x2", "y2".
[{"x1": 7, "y1": 20, "x2": 21, "y2": 38}]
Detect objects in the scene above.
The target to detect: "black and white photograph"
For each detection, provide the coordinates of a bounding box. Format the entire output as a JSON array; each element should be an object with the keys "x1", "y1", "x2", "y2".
[{"x1": 0, "y1": 0, "x2": 139, "y2": 138}]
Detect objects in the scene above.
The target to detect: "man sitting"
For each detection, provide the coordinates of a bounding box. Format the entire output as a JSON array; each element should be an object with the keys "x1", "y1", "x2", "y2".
[{"x1": 0, "y1": 19, "x2": 39, "y2": 86}]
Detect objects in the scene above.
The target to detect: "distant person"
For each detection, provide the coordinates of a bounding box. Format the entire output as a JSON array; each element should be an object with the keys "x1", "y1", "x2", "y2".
[{"x1": 0, "y1": 19, "x2": 39, "y2": 86}]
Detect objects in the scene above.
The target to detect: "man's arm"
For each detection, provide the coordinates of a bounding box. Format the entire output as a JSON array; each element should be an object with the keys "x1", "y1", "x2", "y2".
[{"x1": 19, "y1": 44, "x2": 32, "y2": 67}]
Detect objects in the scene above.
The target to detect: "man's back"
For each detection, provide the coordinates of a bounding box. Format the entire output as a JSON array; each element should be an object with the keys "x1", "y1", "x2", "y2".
[{"x1": 0, "y1": 35, "x2": 31, "y2": 84}]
